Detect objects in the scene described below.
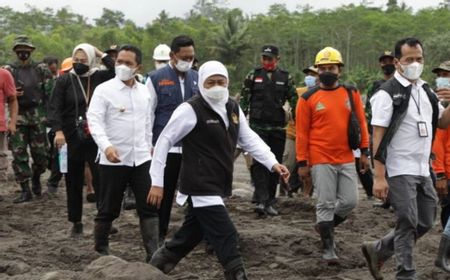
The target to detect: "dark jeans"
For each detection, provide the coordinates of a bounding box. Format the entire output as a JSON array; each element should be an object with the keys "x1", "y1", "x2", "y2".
[
  {"x1": 65, "y1": 142, "x2": 99, "y2": 223},
  {"x1": 251, "y1": 129, "x2": 285, "y2": 205},
  {"x1": 96, "y1": 160, "x2": 157, "y2": 223},
  {"x1": 165, "y1": 200, "x2": 241, "y2": 268},
  {"x1": 159, "y1": 153, "x2": 182, "y2": 239},
  {"x1": 355, "y1": 157, "x2": 373, "y2": 198}
]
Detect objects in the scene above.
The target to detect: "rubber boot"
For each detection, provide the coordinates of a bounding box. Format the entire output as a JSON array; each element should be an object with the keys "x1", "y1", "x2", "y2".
[
  {"x1": 435, "y1": 235, "x2": 450, "y2": 272},
  {"x1": 94, "y1": 222, "x2": 111, "y2": 255},
  {"x1": 122, "y1": 186, "x2": 136, "y2": 210},
  {"x1": 224, "y1": 258, "x2": 248, "y2": 280},
  {"x1": 334, "y1": 214, "x2": 347, "y2": 227},
  {"x1": 71, "y1": 222, "x2": 83, "y2": 237},
  {"x1": 31, "y1": 172, "x2": 42, "y2": 196},
  {"x1": 140, "y1": 217, "x2": 159, "y2": 263},
  {"x1": 318, "y1": 221, "x2": 338, "y2": 264},
  {"x1": 149, "y1": 244, "x2": 182, "y2": 274},
  {"x1": 13, "y1": 180, "x2": 32, "y2": 204}
]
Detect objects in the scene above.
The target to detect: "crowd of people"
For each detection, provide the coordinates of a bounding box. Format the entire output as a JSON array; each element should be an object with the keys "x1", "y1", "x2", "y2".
[{"x1": 1, "y1": 33, "x2": 450, "y2": 280}]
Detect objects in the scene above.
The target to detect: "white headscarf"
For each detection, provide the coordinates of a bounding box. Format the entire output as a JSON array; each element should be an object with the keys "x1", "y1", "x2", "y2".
[
  {"x1": 70, "y1": 43, "x2": 99, "y2": 77},
  {"x1": 198, "y1": 60, "x2": 230, "y2": 127}
]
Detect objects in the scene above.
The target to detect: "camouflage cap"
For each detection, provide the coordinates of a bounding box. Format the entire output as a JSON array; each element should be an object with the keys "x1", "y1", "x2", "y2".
[
  {"x1": 378, "y1": 50, "x2": 394, "y2": 62},
  {"x1": 432, "y1": 61, "x2": 450, "y2": 74},
  {"x1": 12, "y1": 35, "x2": 35, "y2": 51},
  {"x1": 105, "y1": 44, "x2": 120, "y2": 54},
  {"x1": 302, "y1": 65, "x2": 318, "y2": 75}
]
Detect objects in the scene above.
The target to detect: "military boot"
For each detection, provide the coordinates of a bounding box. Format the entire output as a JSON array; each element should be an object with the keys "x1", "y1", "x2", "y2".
[
  {"x1": 139, "y1": 217, "x2": 159, "y2": 262},
  {"x1": 13, "y1": 180, "x2": 32, "y2": 203},
  {"x1": 31, "y1": 172, "x2": 42, "y2": 196},
  {"x1": 318, "y1": 221, "x2": 339, "y2": 264},
  {"x1": 435, "y1": 235, "x2": 450, "y2": 272},
  {"x1": 94, "y1": 222, "x2": 111, "y2": 255}
]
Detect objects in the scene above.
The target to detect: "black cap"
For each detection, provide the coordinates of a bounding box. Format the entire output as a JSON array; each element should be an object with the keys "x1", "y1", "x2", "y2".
[
  {"x1": 261, "y1": 45, "x2": 279, "y2": 58},
  {"x1": 378, "y1": 50, "x2": 394, "y2": 62}
]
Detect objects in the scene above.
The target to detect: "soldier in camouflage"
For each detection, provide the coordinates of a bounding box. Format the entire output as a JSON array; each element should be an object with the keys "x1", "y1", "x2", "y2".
[
  {"x1": 240, "y1": 45, "x2": 297, "y2": 216},
  {"x1": 5, "y1": 35, "x2": 52, "y2": 203}
]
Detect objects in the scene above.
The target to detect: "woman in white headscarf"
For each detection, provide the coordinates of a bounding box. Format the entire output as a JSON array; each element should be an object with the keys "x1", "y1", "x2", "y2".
[
  {"x1": 48, "y1": 43, "x2": 115, "y2": 236},
  {"x1": 147, "y1": 60, "x2": 289, "y2": 279}
]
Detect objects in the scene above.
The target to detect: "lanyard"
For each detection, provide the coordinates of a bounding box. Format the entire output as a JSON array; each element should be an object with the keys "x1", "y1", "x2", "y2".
[
  {"x1": 410, "y1": 88, "x2": 421, "y2": 115},
  {"x1": 75, "y1": 75, "x2": 91, "y2": 105}
]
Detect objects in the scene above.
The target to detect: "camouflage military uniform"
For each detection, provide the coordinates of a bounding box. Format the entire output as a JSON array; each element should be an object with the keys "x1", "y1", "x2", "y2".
[{"x1": 6, "y1": 61, "x2": 52, "y2": 184}]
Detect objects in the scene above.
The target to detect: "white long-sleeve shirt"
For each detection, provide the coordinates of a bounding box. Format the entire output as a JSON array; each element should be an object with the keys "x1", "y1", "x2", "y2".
[
  {"x1": 87, "y1": 77, "x2": 154, "y2": 166},
  {"x1": 150, "y1": 101, "x2": 278, "y2": 207},
  {"x1": 145, "y1": 63, "x2": 186, "y2": 154}
]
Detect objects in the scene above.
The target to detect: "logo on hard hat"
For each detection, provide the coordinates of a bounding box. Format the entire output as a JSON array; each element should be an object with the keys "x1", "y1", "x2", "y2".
[
  {"x1": 264, "y1": 47, "x2": 272, "y2": 53},
  {"x1": 322, "y1": 51, "x2": 331, "y2": 59}
]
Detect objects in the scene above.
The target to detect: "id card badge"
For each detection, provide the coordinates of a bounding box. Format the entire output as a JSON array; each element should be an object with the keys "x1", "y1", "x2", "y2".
[{"x1": 417, "y1": 121, "x2": 428, "y2": 138}]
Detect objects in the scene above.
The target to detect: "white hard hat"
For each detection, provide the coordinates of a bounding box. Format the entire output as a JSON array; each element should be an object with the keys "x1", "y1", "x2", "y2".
[{"x1": 153, "y1": 44, "x2": 171, "y2": 60}]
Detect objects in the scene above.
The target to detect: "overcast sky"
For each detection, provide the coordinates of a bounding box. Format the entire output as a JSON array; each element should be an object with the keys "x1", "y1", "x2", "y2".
[{"x1": 0, "y1": 0, "x2": 443, "y2": 26}]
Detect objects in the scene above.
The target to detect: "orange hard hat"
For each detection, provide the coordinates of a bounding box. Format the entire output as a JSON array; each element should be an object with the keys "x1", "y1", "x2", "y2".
[{"x1": 61, "y1": 57, "x2": 73, "y2": 72}]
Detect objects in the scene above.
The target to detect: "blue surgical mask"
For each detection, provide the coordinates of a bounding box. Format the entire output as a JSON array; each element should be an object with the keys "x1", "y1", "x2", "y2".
[
  {"x1": 436, "y1": 77, "x2": 450, "y2": 89},
  {"x1": 304, "y1": 75, "x2": 317, "y2": 87}
]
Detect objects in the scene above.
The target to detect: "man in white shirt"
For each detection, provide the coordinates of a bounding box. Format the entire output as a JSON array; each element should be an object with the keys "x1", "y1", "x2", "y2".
[
  {"x1": 362, "y1": 38, "x2": 450, "y2": 280},
  {"x1": 145, "y1": 35, "x2": 199, "y2": 244},
  {"x1": 147, "y1": 61, "x2": 289, "y2": 280},
  {"x1": 87, "y1": 45, "x2": 158, "y2": 262}
]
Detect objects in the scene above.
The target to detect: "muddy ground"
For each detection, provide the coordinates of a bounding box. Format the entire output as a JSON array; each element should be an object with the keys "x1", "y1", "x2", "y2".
[{"x1": 1, "y1": 155, "x2": 450, "y2": 280}]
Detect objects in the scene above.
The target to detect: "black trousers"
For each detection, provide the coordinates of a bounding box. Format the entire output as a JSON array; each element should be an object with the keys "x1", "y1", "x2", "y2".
[
  {"x1": 96, "y1": 160, "x2": 158, "y2": 223},
  {"x1": 65, "y1": 142, "x2": 99, "y2": 223},
  {"x1": 251, "y1": 129, "x2": 285, "y2": 205},
  {"x1": 159, "y1": 153, "x2": 182, "y2": 239},
  {"x1": 165, "y1": 200, "x2": 241, "y2": 268},
  {"x1": 355, "y1": 157, "x2": 373, "y2": 198},
  {"x1": 47, "y1": 130, "x2": 63, "y2": 188}
]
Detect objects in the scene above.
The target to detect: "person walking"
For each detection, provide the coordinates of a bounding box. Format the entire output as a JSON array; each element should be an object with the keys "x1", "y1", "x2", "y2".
[
  {"x1": 5, "y1": 35, "x2": 52, "y2": 203},
  {"x1": 240, "y1": 44, "x2": 297, "y2": 215},
  {"x1": 296, "y1": 47, "x2": 370, "y2": 263},
  {"x1": 145, "y1": 35, "x2": 199, "y2": 244},
  {"x1": 362, "y1": 38, "x2": 450, "y2": 280},
  {"x1": 147, "y1": 60, "x2": 289, "y2": 279},
  {"x1": 48, "y1": 43, "x2": 115, "y2": 236}
]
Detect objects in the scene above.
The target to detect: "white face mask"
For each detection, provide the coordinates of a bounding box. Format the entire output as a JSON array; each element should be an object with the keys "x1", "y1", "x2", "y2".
[
  {"x1": 203, "y1": 86, "x2": 229, "y2": 103},
  {"x1": 399, "y1": 62, "x2": 423, "y2": 81},
  {"x1": 115, "y1": 64, "x2": 136, "y2": 81},
  {"x1": 436, "y1": 77, "x2": 450, "y2": 89},
  {"x1": 175, "y1": 59, "x2": 193, "y2": 72},
  {"x1": 155, "y1": 62, "x2": 167, "y2": 70}
]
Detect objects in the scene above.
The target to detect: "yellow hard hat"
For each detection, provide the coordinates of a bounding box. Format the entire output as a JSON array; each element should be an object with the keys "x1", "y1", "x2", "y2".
[{"x1": 315, "y1": 47, "x2": 344, "y2": 66}]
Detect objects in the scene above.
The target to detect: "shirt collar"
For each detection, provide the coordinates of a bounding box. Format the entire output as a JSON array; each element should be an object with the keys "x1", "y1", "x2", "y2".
[
  {"x1": 113, "y1": 76, "x2": 138, "y2": 90},
  {"x1": 394, "y1": 70, "x2": 426, "y2": 88}
]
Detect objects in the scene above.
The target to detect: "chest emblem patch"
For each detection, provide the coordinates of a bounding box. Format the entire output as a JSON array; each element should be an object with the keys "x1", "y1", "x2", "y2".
[{"x1": 316, "y1": 102, "x2": 326, "y2": 111}]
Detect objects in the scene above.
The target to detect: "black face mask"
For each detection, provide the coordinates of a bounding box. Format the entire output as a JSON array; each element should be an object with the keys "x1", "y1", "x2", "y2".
[
  {"x1": 319, "y1": 72, "x2": 338, "y2": 87},
  {"x1": 16, "y1": 51, "x2": 30, "y2": 61},
  {"x1": 73, "y1": 63, "x2": 90, "y2": 75},
  {"x1": 381, "y1": 64, "x2": 396, "y2": 76}
]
